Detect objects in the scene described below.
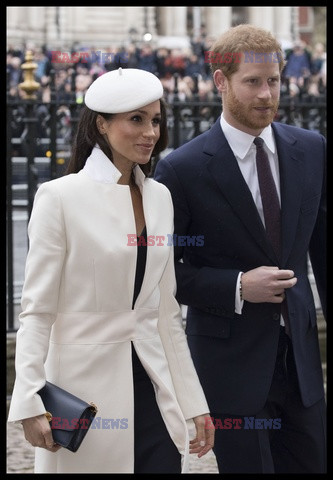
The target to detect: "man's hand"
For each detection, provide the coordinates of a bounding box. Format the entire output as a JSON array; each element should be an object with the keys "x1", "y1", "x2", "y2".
[{"x1": 241, "y1": 266, "x2": 297, "y2": 303}]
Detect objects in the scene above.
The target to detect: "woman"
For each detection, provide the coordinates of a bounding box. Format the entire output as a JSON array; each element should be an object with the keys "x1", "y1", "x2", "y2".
[{"x1": 7, "y1": 68, "x2": 214, "y2": 473}]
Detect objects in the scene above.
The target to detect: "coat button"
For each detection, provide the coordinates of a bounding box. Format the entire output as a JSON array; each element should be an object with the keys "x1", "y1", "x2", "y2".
[{"x1": 273, "y1": 313, "x2": 280, "y2": 321}]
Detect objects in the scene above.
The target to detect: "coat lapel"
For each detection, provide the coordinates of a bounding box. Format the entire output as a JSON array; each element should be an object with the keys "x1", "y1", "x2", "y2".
[
  {"x1": 204, "y1": 120, "x2": 278, "y2": 262},
  {"x1": 272, "y1": 123, "x2": 303, "y2": 265},
  {"x1": 132, "y1": 168, "x2": 172, "y2": 309}
]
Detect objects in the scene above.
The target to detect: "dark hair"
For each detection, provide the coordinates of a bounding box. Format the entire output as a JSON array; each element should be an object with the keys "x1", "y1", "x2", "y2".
[{"x1": 66, "y1": 99, "x2": 168, "y2": 176}]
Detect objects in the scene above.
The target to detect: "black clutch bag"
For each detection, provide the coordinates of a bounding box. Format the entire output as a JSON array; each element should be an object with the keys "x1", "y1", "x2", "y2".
[{"x1": 38, "y1": 381, "x2": 98, "y2": 452}]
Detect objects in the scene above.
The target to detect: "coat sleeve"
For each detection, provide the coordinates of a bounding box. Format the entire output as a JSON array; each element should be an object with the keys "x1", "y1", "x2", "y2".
[
  {"x1": 157, "y1": 191, "x2": 210, "y2": 421},
  {"x1": 7, "y1": 181, "x2": 66, "y2": 422}
]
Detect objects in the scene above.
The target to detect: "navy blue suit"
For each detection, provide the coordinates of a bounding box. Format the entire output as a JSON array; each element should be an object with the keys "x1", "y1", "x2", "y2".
[{"x1": 155, "y1": 118, "x2": 326, "y2": 473}]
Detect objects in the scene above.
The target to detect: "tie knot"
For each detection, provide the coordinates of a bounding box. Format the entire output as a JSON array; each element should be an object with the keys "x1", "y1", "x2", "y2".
[{"x1": 254, "y1": 137, "x2": 264, "y2": 148}]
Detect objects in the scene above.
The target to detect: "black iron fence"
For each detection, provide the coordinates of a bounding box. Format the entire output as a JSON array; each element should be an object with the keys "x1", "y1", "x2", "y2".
[{"x1": 6, "y1": 68, "x2": 326, "y2": 331}]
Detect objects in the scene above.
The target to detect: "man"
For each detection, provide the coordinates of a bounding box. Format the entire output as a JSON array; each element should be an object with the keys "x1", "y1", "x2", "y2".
[{"x1": 154, "y1": 24, "x2": 326, "y2": 474}]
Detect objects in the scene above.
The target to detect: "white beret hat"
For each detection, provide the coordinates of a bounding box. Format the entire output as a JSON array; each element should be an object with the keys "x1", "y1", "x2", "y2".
[{"x1": 84, "y1": 67, "x2": 164, "y2": 113}]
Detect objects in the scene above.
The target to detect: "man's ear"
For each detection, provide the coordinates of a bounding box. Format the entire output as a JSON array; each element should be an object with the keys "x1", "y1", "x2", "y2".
[
  {"x1": 96, "y1": 114, "x2": 107, "y2": 135},
  {"x1": 213, "y1": 69, "x2": 228, "y2": 95}
]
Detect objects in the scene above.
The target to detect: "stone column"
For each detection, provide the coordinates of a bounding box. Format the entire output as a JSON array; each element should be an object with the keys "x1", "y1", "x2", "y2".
[
  {"x1": 192, "y1": 6, "x2": 202, "y2": 38},
  {"x1": 247, "y1": 6, "x2": 274, "y2": 32},
  {"x1": 53, "y1": 7, "x2": 86, "y2": 49},
  {"x1": 204, "y1": 7, "x2": 232, "y2": 39},
  {"x1": 6, "y1": 6, "x2": 20, "y2": 28},
  {"x1": 7, "y1": 6, "x2": 23, "y2": 45},
  {"x1": 171, "y1": 6, "x2": 187, "y2": 36},
  {"x1": 273, "y1": 7, "x2": 293, "y2": 46},
  {"x1": 27, "y1": 7, "x2": 46, "y2": 46},
  {"x1": 157, "y1": 6, "x2": 187, "y2": 37},
  {"x1": 28, "y1": 6, "x2": 44, "y2": 30},
  {"x1": 44, "y1": 6, "x2": 62, "y2": 48}
]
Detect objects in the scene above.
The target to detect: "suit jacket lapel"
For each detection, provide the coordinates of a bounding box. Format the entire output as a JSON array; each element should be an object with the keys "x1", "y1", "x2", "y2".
[
  {"x1": 204, "y1": 120, "x2": 278, "y2": 262},
  {"x1": 272, "y1": 123, "x2": 303, "y2": 265}
]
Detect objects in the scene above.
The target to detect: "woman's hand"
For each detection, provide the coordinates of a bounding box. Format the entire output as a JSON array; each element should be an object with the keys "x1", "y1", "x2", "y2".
[
  {"x1": 21, "y1": 414, "x2": 61, "y2": 452},
  {"x1": 190, "y1": 413, "x2": 215, "y2": 458}
]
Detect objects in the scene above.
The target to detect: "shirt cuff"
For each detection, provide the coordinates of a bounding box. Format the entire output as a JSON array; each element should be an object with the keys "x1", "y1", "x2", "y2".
[{"x1": 235, "y1": 271, "x2": 244, "y2": 314}]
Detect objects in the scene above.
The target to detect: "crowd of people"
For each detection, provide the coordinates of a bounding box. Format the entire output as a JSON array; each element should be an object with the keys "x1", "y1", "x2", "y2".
[{"x1": 7, "y1": 36, "x2": 326, "y2": 105}]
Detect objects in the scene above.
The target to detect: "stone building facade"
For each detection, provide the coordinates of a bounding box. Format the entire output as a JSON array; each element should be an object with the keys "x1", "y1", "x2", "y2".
[{"x1": 7, "y1": 6, "x2": 307, "y2": 52}]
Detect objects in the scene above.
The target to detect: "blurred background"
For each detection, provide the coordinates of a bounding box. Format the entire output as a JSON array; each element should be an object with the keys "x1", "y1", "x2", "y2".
[
  {"x1": 7, "y1": 6, "x2": 327, "y2": 50},
  {"x1": 7, "y1": 6, "x2": 327, "y2": 104}
]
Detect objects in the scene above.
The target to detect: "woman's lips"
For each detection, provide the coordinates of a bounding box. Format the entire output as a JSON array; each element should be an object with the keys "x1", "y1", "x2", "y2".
[{"x1": 137, "y1": 144, "x2": 154, "y2": 150}]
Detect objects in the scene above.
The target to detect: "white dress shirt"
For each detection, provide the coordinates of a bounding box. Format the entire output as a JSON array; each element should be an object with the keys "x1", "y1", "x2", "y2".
[{"x1": 219, "y1": 114, "x2": 283, "y2": 323}]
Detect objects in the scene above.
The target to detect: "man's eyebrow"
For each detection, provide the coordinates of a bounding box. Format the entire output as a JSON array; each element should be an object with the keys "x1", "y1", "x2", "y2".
[{"x1": 242, "y1": 73, "x2": 280, "y2": 79}]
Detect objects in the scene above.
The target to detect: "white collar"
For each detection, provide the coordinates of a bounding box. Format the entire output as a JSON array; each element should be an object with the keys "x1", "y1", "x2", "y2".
[
  {"x1": 220, "y1": 114, "x2": 276, "y2": 159},
  {"x1": 82, "y1": 145, "x2": 146, "y2": 187}
]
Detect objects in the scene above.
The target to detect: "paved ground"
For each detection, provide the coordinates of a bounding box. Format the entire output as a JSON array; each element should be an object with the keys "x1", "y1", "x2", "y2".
[
  {"x1": 7, "y1": 322, "x2": 325, "y2": 474},
  {"x1": 6, "y1": 315, "x2": 325, "y2": 474},
  {"x1": 6, "y1": 420, "x2": 218, "y2": 473}
]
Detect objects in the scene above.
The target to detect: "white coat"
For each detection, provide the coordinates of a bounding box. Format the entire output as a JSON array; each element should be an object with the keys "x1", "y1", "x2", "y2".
[{"x1": 7, "y1": 146, "x2": 210, "y2": 473}]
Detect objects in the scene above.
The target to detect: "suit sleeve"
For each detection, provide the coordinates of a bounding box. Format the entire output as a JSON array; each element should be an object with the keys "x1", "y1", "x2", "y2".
[
  {"x1": 308, "y1": 134, "x2": 326, "y2": 319},
  {"x1": 155, "y1": 157, "x2": 239, "y2": 316},
  {"x1": 7, "y1": 182, "x2": 66, "y2": 422}
]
